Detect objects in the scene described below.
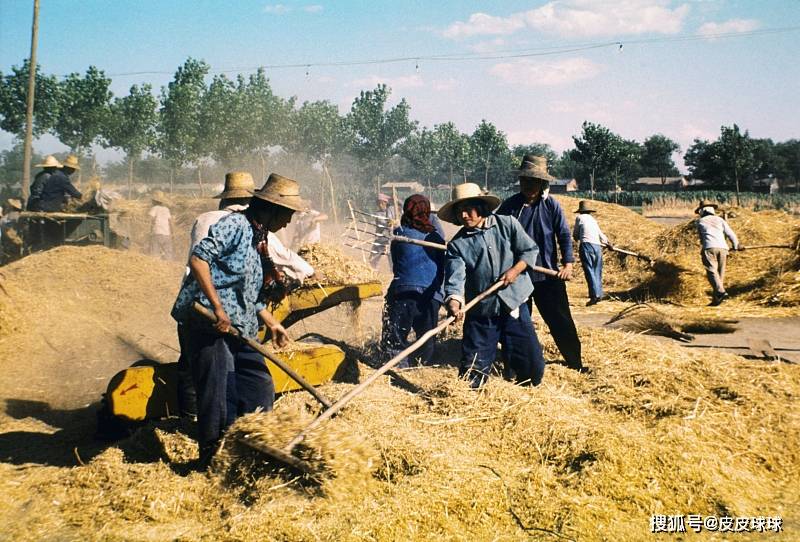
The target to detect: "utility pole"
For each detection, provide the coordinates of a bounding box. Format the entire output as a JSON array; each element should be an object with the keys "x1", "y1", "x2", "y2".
[{"x1": 21, "y1": 0, "x2": 41, "y2": 206}]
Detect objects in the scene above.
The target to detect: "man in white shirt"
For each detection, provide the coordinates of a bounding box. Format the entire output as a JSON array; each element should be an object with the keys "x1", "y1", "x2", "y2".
[
  {"x1": 291, "y1": 208, "x2": 328, "y2": 247},
  {"x1": 695, "y1": 200, "x2": 742, "y2": 306},
  {"x1": 148, "y1": 191, "x2": 173, "y2": 259},
  {"x1": 573, "y1": 200, "x2": 612, "y2": 305}
]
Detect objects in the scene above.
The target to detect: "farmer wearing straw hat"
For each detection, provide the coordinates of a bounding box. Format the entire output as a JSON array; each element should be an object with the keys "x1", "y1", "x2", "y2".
[
  {"x1": 573, "y1": 200, "x2": 612, "y2": 305},
  {"x1": 37, "y1": 155, "x2": 82, "y2": 212},
  {"x1": 172, "y1": 173, "x2": 306, "y2": 469},
  {"x1": 439, "y1": 182, "x2": 545, "y2": 389},
  {"x1": 176, "y1": 171, "x2": 316, "y2": 419},
  {"x1": 148, "y1": 190, "x2": 174, "y2": 260},
  {"x1": 27, "y1": 155, "x2": 62, "y2": 211},
  {"x1": 695, "y1": 200, "x2": 742, "y2": 306},
  {"x1": 497, "y1": 154, "x2": 587, "y2": 373}
]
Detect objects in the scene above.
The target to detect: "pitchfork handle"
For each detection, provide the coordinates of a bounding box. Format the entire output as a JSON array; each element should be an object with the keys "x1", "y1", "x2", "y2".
[
  {"x1": 284, "y1": 280, "x2": 506, "y2": 450},
  {"x1": 192, "y1": 302, "x2": 333, "y2": 409}
]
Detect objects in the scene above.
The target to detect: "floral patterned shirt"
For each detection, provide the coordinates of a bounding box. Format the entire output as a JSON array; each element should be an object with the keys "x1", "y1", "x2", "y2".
[{"x1": 171, "y1": 212, "x2": 266, "y2": 338}]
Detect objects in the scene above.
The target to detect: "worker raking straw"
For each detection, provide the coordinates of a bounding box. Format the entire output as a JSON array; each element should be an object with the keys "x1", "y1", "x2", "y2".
[
  {"x1": 171, "y1": 173, "x2": 308, "y2": 470},
  {"x1": 439, "y1": 182, "x2": 545, "y2": 389}
]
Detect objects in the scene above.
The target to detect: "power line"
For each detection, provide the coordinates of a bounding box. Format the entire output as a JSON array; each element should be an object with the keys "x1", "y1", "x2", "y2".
[{"x1": 101, "y1": 25, "x2": 800, "y2": 77}]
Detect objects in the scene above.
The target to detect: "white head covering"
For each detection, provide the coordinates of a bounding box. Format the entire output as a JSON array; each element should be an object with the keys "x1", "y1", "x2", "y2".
[{"x1": 701, "y1": 206, "x2": 716, "y2": 216}]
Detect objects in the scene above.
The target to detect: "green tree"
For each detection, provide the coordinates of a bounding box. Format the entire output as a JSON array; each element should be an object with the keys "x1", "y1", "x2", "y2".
[
  {"x1": 717, "y1": 124, "x2": 757, "y2": 204},
  {"x1": 237, "y1": 69, "x2": 294, "y2": 180},
  {"x1": 433, "y1": 122, "x2": 470, "y2": 187},
  {"x1": 0, "y1": 141, "x2": 43, "y2": 195},
  {"x1": 774, "y1": 139, "x2": 800, "y2": 191},
  {"x1": 570, "y1": 121, "x2": 621, "y2": 196},
  {"x1": 156, "y1": 58, "x2": 209, "y2": 191},
  {"x1": 346, "y1": 84, "x2": 416, "y2": 190},
  {"x1": 0, "y1": 60, "x2": 60, "y2": 139},
  {"x1": 553, "y1": 150, "x2": 580, "y2": 180},
  {"x1": 400, "y1": 127, "x2": 440, "y2": 190},
  {"x1": 52, "y1": 66, "x2": 112, "y2": 171},
  {"x1": 287, "y1": 99, "x2": 350, "y2": 221},
  {"x1": 104, "y1": 84, "x2": 158, "y2": 194},
  {"x1": 641, "y1": 134, "x2": 680, "y2": 186},
  {"x1": 199, "y1": 73, "x2": 237, "y2": 167},
  {"x1": 469, "y1": 120, "x2": 510, "y2": 190}
]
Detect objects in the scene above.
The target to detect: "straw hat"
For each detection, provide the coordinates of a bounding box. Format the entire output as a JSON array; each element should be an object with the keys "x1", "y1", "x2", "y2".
[
  {"x1": 576, "y1": 200, "x2": 597, "y2": 213},
  {"x1": 437, "y1": 182, "x2": 501, "y2": 224},
  {"x1": 151, "y1": 190, "x2": 168, "y2": 205},
  {"x1": 251, "y1": 173, "x2": 308, "y2": 212},
  {"x1": 214, "y1": 171, "x2": 255, "y2": 199},
  {"x1": 62, "y1": 155, "x2": 80, "y2": 170},
  {"x1": 515, "y1": 154, "x2": 555, "y2": 183},
  {"x1": 34, "y1": 155, "x2": 62, "y2": 169},
  {"x1": 7, "y1": 198, "x2": 22, "y2": 211},
  {"x1": 694, "y1": 199, "x2": 719, "y2": 214}
]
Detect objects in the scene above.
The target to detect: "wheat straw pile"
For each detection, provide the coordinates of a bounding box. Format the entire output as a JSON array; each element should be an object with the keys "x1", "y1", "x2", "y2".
[
  {"x1": 1, "y1": 327, "x2": 798, "y2": 541},
  {"x1": 297, "y1": 243, "x2": 381, "y2": 285},
  {"x1": 558, "y1": 197, "x2": 800, "y2": 309}
]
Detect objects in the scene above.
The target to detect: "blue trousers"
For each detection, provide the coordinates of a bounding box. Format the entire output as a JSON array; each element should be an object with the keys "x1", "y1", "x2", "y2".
[
  {"x1": 461, "y1": 303, "x2": 545, "y2": 388},
  {"x1": 381, "y1": 291, "x2": 440, "y2": 368},
  {"x1": 183, "y1": 326, "x2": 274, "y2": 464},
  {"x1": 580, "y1": 242, "x2": 604, "y2": 300}
]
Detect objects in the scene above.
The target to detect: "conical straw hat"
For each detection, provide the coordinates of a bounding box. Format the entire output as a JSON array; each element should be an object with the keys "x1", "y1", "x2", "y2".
[
  {"x1": 437, "y1": 182, "x2": 501, "y2": 224},
  {"x1": 34, "y1": 155, "x2": 62, "y2": 168},
  {"x1": 214, "y1": 171, "x2": 255, "y2": 199},
  {"x1": 62, "y1": 155, "x2": 80, "y2": 170},
  {"x1": 251, "y1": 173, "x2": 309, "y2": 212}
]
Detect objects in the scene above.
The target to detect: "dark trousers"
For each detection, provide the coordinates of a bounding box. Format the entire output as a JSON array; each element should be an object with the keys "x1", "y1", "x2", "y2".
[
  {"x1": 529, "y1": 279, "x2": 583, "y2": 369},
  {"x1": 579, "y1": 242, "x2": 604, "y2": 300},
  {"x1": 183, "y1": 326, "x2": 238, "y2": 460},
  {"x1": 179, "y1": 325, "x2": 274, "y2": 420},
  {"x1": 461, "y1": 303, "x2": 545, "y2": 388},
  {"x1": 381, "y1": 292, "x2": 440, "y2": 368}
]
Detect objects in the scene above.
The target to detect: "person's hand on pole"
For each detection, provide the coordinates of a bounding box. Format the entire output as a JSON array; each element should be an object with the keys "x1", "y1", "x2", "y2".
[
  {"x1": 212, "y1": 306, "x2": 232, "y2": 334},
  {"x1": 269, "y1": 323, "x2": 290, "y2": 348},
  {"x1": 557, "y1": 262, "x2": 573, "y2": 281},
  {"x1": 446, "y1": 299, "x2": 463, "y2": 323},
  {"x1": 500, "y1": 260, "x2": 527, "y2": 286}
]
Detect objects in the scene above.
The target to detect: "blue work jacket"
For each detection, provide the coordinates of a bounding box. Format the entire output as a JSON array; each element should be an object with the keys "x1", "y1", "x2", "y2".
[{"x1": 444, "y1": 214, "x2": 539, "y2": 317}]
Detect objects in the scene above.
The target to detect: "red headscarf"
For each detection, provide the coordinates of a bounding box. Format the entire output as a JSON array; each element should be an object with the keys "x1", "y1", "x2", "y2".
[{"x1": 401, "y1": 194, "x2": 434, "y2": 233}]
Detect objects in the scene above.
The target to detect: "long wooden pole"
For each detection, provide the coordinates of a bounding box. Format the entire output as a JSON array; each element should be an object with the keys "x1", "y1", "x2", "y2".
[
  {"x1": 21, "y1": 0, "x2": 40, "y2": 206},
  {"x1": 285, "y1": 280, "x2": 505, "y2": 451},
  {"x1": 192, "y1": 302, "x2": 333, "y2": 409}
]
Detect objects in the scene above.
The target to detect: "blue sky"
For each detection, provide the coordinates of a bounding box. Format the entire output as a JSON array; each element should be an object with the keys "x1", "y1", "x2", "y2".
[{"x1": 1, "y1": 0, "x2": 799, "y2": 166}]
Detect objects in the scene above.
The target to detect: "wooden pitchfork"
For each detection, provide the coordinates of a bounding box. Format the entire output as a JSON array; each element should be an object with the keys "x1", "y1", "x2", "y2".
[{"x1": 237, "y1": 280, "x2": 506, "y2": 473}]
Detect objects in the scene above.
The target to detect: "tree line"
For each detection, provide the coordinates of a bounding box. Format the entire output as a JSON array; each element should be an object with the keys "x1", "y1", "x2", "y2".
[{"x1": 1, "y1": 58, "x2": 798, "y2": 207}]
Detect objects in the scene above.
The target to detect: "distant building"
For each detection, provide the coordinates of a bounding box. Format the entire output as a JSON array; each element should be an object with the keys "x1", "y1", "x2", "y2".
[
  {"x1": 633, "y1": 176, "x2": 688, "y2": 191},
  {"x1": 548, "y1": 178, "x2": 579, "y2": 194}
]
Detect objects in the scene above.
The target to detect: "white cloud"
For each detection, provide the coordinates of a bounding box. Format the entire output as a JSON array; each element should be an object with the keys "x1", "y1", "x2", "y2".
[
  {"x1": 697, "y1": 18, "x2": 760, "y2": 39},
  {"x1": 303, "y1": 4, "x2": 323, "y2": 13},
  {"x1": 443, "y1": 12, "x2": 524, "y2": 39},
  {"x1": 350, "y1": 74, "x2": 425, "y2": 91},
  {"x1": 443, "y1": 1, "x2": 690, "y2": 40},
  {"x1": 432, "y1": 78, "x2": 458, "y2": 92},
  {"x1": 490, "y1": 57, "x2": 602, "y2": 87},
  {"x1": 468, "y1": 38, "x2": 508, "y2": 53},
  {"x1": 264, "y1": 4, "x2": 290, "y2": 14}
]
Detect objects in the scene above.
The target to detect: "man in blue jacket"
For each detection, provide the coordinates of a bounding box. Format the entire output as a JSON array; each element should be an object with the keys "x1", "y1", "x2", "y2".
[
  {"x1": 439, "y1": 183, "x2": 545, "y2": 389},
  {"x1": 497, "y1": 155, "x2": 587, "y2": 373}
]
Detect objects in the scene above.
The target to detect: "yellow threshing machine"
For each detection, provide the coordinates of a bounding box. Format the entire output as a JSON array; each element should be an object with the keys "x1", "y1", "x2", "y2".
[{"x1": 99, "y1": 282, "x2": 382, "y2": 430}]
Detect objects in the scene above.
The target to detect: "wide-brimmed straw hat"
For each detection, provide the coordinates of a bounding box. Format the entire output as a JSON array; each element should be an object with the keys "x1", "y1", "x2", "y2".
[
  {"x1": 437, "y1": 182, "x2": 501, "y2": 224},
  {"x1": 576, "y1": 200, "x2": 597, "y2": 213},
  {"x1": 694, "y1": 199, "x2": 719, "y2": 214},
  {"x1": 7, "y1": 198, "x2": 22, "y2": 211},
  {"x1": 62, "y1": 155, "x2": 80, "y2": 170},
  {"x1": 34, "y1": 155, "x2": 62, "y2": 169},
  {"x1": 251, "y1": 173, "x2": 308, "y2": 212},
  {"x1": 515, "y1": 154, "x2": 555, "y2": 183},
  {"x1": 214, "y1": 171, "x2": 255, "y2": 199},
  {"x1": 151, "y1": 190, "x2": 168, "y2": 205}
]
